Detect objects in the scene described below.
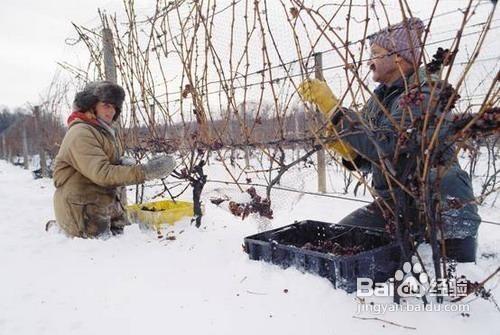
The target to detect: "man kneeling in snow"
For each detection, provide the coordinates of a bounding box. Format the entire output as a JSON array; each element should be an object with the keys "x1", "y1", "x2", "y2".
[
  {"x1": 299, "y1": 18, "x2": 480, "y2": 261},
  {"x1": 53, "y1": 81, "x2": 175, "y2": 238}
]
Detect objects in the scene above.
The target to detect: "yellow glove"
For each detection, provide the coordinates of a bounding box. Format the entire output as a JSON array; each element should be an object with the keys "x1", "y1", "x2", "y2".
[
  {"x1": 298, "y1": 79, "x2": 358, "y2": 162},
  {"x1": 298, "y1": 79, "x2": 339, "y2": 114},
  {"x1": 327, "y1": 134, "x2": 357, "y2": 160}
]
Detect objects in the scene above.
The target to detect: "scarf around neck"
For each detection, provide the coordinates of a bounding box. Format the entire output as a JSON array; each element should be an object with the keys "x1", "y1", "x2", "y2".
[{"x1": 67, "y1": 111, "x2": 116, "y2": 138}]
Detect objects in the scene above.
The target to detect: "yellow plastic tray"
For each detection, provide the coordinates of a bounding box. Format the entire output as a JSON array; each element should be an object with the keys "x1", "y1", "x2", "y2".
[{"x1": 127, "y1": 200, "x2": 194, "y2": 229}]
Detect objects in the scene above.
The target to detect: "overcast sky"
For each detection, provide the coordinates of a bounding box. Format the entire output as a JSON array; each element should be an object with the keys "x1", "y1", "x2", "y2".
[{"x1": 0, "y1": 0, "x2": 154, "y2": 109}]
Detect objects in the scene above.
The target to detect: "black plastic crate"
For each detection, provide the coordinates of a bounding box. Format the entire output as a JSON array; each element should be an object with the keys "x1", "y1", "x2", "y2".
[{"x1": 244, "y1": 220, "x2": 401, "y2": 293}]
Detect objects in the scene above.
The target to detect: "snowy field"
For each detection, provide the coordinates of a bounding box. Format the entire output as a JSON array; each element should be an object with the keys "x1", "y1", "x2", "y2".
[{"x1": 0, "y1": 152, "x2": 499, "y2": 335}]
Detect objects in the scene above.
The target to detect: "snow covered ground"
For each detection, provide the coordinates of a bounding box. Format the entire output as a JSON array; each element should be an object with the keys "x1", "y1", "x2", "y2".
[{"x1": 0, "y1": 154, "x2": 499, "y2": 335}]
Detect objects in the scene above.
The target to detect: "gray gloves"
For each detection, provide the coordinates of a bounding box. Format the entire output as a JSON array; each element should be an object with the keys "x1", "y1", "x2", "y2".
[
  {"x1": 119, "y1": 156, "x2": 136, "y2": 166},
  {"x1": 142, "y1": 155, "x2": 175, "y2": 180}
]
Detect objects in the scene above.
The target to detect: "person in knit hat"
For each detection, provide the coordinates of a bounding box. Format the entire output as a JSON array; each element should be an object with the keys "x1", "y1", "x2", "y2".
[
  {"x1": 299, "y1": 18, "x2": 480, "y2": 262},
  {"x1": 369, "y1": 17, "x2": 425, "y2": 65},
  {"x1": 297, "y1": 18, "x2": 426, "y2": 167},
  {"x1": 367, "y1": 17, "x2": 425, "y2": 84},
  {"x1": 53, "y1": 81, "x2": 176, "y2": 238}
]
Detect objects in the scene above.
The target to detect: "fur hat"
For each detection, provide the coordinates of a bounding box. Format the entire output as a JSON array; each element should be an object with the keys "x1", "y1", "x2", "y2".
[{"x1": 73, "y1": 81, "x2": 125, "y2": 121}]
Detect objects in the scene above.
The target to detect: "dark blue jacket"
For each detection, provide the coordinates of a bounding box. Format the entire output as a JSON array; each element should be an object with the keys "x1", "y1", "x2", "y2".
[{"x1": 338, "y1": 70, "x2": 480, "y2": 238}]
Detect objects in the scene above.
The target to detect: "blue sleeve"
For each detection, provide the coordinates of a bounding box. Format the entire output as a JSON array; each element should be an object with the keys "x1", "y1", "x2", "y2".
[{"x1": 338, "y1": 89, "x2": 429, "y2": 162}]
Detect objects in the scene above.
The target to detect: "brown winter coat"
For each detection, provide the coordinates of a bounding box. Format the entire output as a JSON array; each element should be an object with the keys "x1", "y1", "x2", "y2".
[{"x1": 53, "y1": 120, "x2": 145, "y2": 238}]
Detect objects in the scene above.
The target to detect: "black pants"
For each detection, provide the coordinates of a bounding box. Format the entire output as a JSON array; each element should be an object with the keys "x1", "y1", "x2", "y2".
[
  {"x1": 337, "y1": 202, "x2": 388, "y2": 232},
  {"x1": 338, "y1": 202, "x2": 477, "y2": 262}
]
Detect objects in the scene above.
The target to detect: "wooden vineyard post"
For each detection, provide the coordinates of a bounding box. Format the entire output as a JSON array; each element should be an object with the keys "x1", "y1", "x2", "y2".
[{"x1": 315, "y1": 52, "x2": 327, "y2": 193}]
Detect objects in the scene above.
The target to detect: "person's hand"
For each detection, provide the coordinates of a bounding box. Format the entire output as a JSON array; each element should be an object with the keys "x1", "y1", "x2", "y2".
[
  {"x1": 299, "y1": 79, "x2": 358, "y2": 161},
  {"x1": 142, "y1": 155, "x2": 175, "y2": 180},
  {"x1": 119, "y1": 156, "x2": 136, "y2": 166},
  {"x1": 298, "y1": 79, "x2": 339, "y2": 115}
]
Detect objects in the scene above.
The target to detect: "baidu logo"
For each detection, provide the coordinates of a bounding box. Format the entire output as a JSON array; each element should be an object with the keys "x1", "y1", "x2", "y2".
[
  {"x1": 393, "y1": 258, "x2": 429, "y2": 297},
  {"x1": 357, "y1": 256, "x2": 430, "y2": 298}
]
